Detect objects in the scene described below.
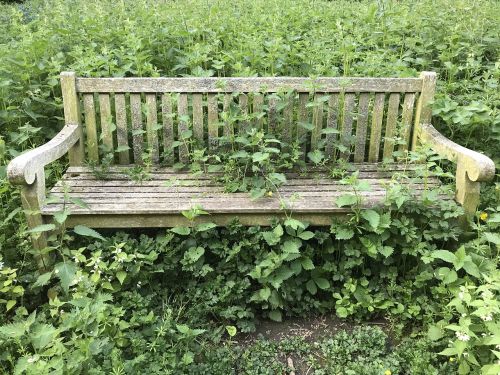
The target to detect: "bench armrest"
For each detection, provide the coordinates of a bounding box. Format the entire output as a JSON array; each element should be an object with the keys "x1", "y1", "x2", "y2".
[
  {"x1": 418, "y1": 123, "x2": 495, "y2": 215},
  {"x1": 7, "y1": 124, "x2": 80, "y2": 185},
  {"x1": 418, "y1": 123, "x2": 495, "y2": 182}
]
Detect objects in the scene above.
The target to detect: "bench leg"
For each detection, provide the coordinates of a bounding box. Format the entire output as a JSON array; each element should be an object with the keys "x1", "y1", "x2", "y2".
[
  {"x1": 20, "y1": 170, "x2": 52, "y2": 272},
  {"x1": 456, "y1": 164, "x2": 480, "y2": 219}
]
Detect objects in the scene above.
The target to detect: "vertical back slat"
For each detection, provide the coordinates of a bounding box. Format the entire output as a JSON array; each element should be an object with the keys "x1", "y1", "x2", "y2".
[
  {"x1": 208, "y1": 94, "x2": 219, "y2": 150},
  {"x1": 239, "y1": 94, "x2": 249, "y2": 134},
  {"x1": 382, "y1": 93, "x2": 401, "y2": 160},
  {"x1": 340, "y1": 93, "x2": 355, "y2": 160},
  {"x1": 368, "y1": 93, "x2": 385, "y2": 162},
  {"x1": 145, "y1": 94, "x2": 159, "y2": 163},
  {"x1": 130, "y1": 94, "x2": 143, "y2": 164},
  {"x1": 162, "y1": 94, "x2": 174, "y2": 165},
  {"x1": 325, "y1": 94, "x2": 339, "y2": 159},
  {"x1": 311, "y1": 94, "x2": 324, "y2": 151},
  {"x1": 98, "y1": 94, "x2": 113, "y2": 152},
  {"x1": 192, "y1": 94, "x2": 204, "y2": 146},
  {"x1": 283, "y1": 94, "x2": 294, "y2": 144},
  {"x1": 83, "y1": 93, "x2": 99, "y2": 163},
  {"x1": 268, "y1": 96, "x2": 277, "y2": 133},
  {"x1": 399, "y1": 93, "x2": 416, "y2": 152},
  {"x1": 114, "y1": 94, "x2": 130, "y2": 164},
  {"x1": 253, "y1": 94, "x2": 264, "y2": 130},
  {"x1": 223, "y1": 94, "x2": 234, "y2": 142},
  {"x1": 354, "y1": 93, "x2": 370, "y2": 163},
  {"x1": 412, "y1": 72, "x2": 437, "y2": 149},
  {"x1": 297, "y1": 93, "x2": 309, "y2": 160},
  {"x1": 177, "y1": 94, "x2": 189, "y2": 163}
]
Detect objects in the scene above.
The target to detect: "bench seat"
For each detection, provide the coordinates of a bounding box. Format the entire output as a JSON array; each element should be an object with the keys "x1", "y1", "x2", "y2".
[{"x1": 41, "y1": 163, "x2": 448, "y2": 227}]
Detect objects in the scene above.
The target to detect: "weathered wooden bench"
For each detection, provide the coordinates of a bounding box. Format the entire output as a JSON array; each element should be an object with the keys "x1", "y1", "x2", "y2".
[{"x1": 8, "y1": 72, "x2": 495, "y2": 254}]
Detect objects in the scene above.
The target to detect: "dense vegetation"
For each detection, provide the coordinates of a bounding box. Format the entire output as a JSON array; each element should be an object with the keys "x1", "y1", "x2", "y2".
[{"x1": 0, "y1": 0, "x2": 499, "y2": 373}]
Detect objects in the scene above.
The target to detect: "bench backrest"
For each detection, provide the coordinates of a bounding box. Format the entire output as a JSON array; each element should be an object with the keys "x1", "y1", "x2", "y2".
[{"x1": 61, "y1": 72, "x2": 436, "y2": 166}]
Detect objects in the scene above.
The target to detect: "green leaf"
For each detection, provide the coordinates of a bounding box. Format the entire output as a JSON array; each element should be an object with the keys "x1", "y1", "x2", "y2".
[
  {"x1": 6, "y1": 300, "x2": 16, "y2": 311},
  {"x1": 298, "y1": 231, "x2": 314, "y2": 240},
  {"x1": 268, "y1": 310, "x2": 282, "y2": 322},
  {"x1": 484, "y1": 232, "x2": 500, "y2": 245},
  {"x1": 301, "y1": 257, "x2": 315, "y2": 270},
  {"x1": 314, "y1": 277, "x2": 330, "y2": 290},
  {"x1": 31, "y1": 323, "x2": 57, "y2": 350},
  {"x1": 453, "y1": 246, "x2": 466, "y2": 270},
  {"x1": 438, "y1": 347, "x2": 457, "y2": 356},
  {"x1": 463, "y1": 260, "x2": 481, "y2": 278},
  {"x1": 336, "y1": 306, "x2": 349, "y2": 318},
  {"x1": 54, "y1": 262, "x2": 77, "y2": 293},
  {"x1": 284, "y1": 218, "x2": 306, "y2": 230},
  {"x1": 307, "y1": 149, "x2": 324, "y2": 164},
  {"x1": 115, "y1": 145, "x2": 130, "y2": 153},
  {"x1": 73, "y1": 225, "x2": 105, "y2": 241},
  {"x1": 436, "y1": 267, "x2": 457, "y2": 284},
  {"x1": 428, "y1": 325, "x2": 444, "y2": 341},
  {"x1": 252, "y1": 152, "x2": 269, "y2": 163},
  {"x1": 282, "y1": 240, "x2": 301, "y2": 254},
  {"x1": 53, "y1": 210, "x2": 69, "y2": 225},
  {"x1": 183, "y1": 246, "x2": 205, "y2": 263},
  {"x1": 335, "y1": 194, "x2": 358, "y2": 207},
  {"x1": 26, "y1": 224, "x2": 55, "y2": 233},
  {"x1": 195, "y1": 222, "x2": 217, "y2": 232},
  {"x1": 176, "y1": 324, "x2": 190, "y2": 334},
  {"x1": 306, "y1": 279, "x2": 317, "y2": 295},
  {"x1": 379, "y1": 246, "x2": 394, "y2": 258},
  {"x1": 171, "y1": 226, "x2": 191, "y2": 235},
  {"x1": 225, "y1": 326, "x2": 237, "y2": 337},
  {"x1": 361, "y1": 210, "x2": 380, "y2": 229},
  {"x1": 0, "y1": 322, "x2": 26, "y2": 338},
  {"x1": 432, "y1": 250, "x2": 456, "y2": 264},
  {"x1": 116, "y1": 271, "x2": 127, "y2": 285},
  {"x1": 268, "y1": 172, "x2": 286, "y2": 185},
  {"x1": 335, "y1": 227, "x2": 354, "y2": 240},
  {"x1": 68, "y1": 197, "x2": 89, "y2": 209},
  {"x1": 33, "y1": 272, "x2": 52, "y2": 288}
]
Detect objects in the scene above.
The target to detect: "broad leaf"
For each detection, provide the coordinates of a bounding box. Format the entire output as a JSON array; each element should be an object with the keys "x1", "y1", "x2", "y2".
[
  {"x1": 54, "y1": 262, "x2": 77, "y2": 292},
  {"x1": 73, "y1": 225, "x2": 105, "y2": 241}
]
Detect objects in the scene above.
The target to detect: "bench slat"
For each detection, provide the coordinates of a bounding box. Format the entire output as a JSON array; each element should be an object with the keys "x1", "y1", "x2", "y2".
[
  {"x1": 177, "y1": 93, "x2": 189, "y2": 163},
  {"x1": 399, "y1": 93, "x2": 416, "y2": 153},
  {"x1": 383, "y1": 93, "x2": 401, "y2": 160},
  {"x1": 208, "y1": 94, "x2": 219, "y2": 150},
  {"x1": 98, "y1": 94, "x2": 114, "y2": 152},
  {"x1": 130, "y1": 94, "x2": 143, "y2": 164},
  {"x1": 252, "y1": 94, "x2": 264, "y2": 130},
  {"x1": 76, "y1": 77, "x2": 423, "y2": 93},
  {"x1": 82, "y1": 94, "x2": 99, "y2": 162},
  {"x1": 340, "y1": 93, "x2": 355, "y2": 160},
  {"x1": 145, "y1": 94, "x2": 160, "y2": 163},
  {"x1": 311, "y1": 94, "x2": 324, "y2": 151},
  {"x1": 368, "y1": 93, "x2": 385, "y2": 162},
  {"x1": 192, "y1": 93, "x2": 204, "y2": 146},
  {"x1": 162, "y1": 94, "x2": 175, "y2": 165},
  {"x1": 354, "y1": 93, "x2": 370, "y2": 162},
  {"x1": 325, "y1": 94, "x2": 339, "y2": 160},
  {"x1": 297, "y1": 93, "x2": 309, "y2": 160},
  {"x1": 114, "y1": 94, "x2": 130, "y2": 164}
]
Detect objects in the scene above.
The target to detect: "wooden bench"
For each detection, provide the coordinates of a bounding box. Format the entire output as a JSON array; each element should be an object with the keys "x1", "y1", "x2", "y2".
[{"x1": 8, "y1": 72, "x2": 495, "y2": 256}]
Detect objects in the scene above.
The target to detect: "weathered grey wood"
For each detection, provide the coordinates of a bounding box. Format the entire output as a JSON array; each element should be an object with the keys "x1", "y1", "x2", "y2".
[
  {"x1": 283, "y1": 94, "x2": 294, "y2": 144},
  {"x1": 399, "y1": 93, "x2": 415, "y2": 152},
  {"x1": 192, "y1": 94, "x2": 204, "y2": 146},
  {"x1": 177, "y1": 93, "x2": 189, "y2": 163},
  {"x1": 252, "y1": 94, "x2": 264, "y2": 130},
  {"x1": 114, "y1": 94, "x2": 130, "y2": 164},
  {"x1": 354, "y1": 93, "x2": 369, "y2": 162},
  {"x1": 368, "y1": 93, "x2": 385, "y2": 162},
  {"x1": 340, "y1": 93, "x2": 355, "y2": 160},
  {"x1": 382, "y1": 93, "x2": 400, "y2": 160},
  {"x1": 98, "y1": 94, "x2": 113, "y2": 152},
  {"x1": 268, "y1": 96, "x2": 278, "y2": 133},
  {"x1": 162, "y1": 94, "x2": 174, "y2": 165},
  {"x1": 325, "y1": 94, "x2": 339, "y2": 159},
  {"x1": 239, "y1": 94, "x2": 249, "y2": 133},
  {"x1": 130, "y1": 94, "x2": 143, "y2": 164},
  {"x1": 82, "y1": 94, "x2": 99, "y2": 162},
  {"x1": 76, "y1": 77, "x2": 423, "y2": 93},
  {"x1": 208, "y1": 94, "x2": 219, "y2": 150},
  {"x1": 311, "y1": 94, "x2": 324, "y2": 151},
  {"x1": 61, "y1": 72, "x2": 84, "y2": 165},
  {"x1": 145, "y1": 94, "x2": 159, "y2": 163},
  {"x1": 418, "y1": 123, "x2": 495, "y2": 215},
  {"x1": 7, "y1": 124, "x2": 80, "y2": 185},
  {"x1": 412, "y1": 72, "x2": 436, "y2": 149},
  {"x1": 297, "y1": 93, "x2": 309, "y2": 159}
]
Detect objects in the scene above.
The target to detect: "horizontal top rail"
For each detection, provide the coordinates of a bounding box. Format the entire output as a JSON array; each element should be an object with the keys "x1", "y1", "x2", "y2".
[{"x1": 74, "y1": 76, "x2": 423, "y2": 93}]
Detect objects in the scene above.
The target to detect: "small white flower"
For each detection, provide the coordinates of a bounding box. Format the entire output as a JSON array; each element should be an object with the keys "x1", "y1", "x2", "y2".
[
  {"x1": 54, "y1": 269, "x2": 59, "y2": 274},
  {"x1": 461, "y1": 313, "x2": 467, "y2": 317},
  {"x1": 73, "y1": 256, "x2": 79, "y2": 263},
  {"x1": 137, "y1": 281, "x2": 142, "y2": 288},
  {"x1": 458, "y1": 292, "x2": 464, "y2": 300},
  {"x1": 481, "y1": 314, "x2": 493, "y2": 322},
  {"x1": 60, "y1": 310, "x2": 64, "y2": 315},
  {"x1": 27, "y1": 356, "x2": 36, "y2": 364},
  {"x1": 0, "y1": 261, "x2": 4, "y2": 270},
  {"x1": 495, "y1": 344, "x2": 500, "y2": 350},
  {"x1": 456, "y1": 331, "x2": 470, "y2": 342},
  {"x1": 481, "y1": 290, "x2": 493, "y2": 299}
]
